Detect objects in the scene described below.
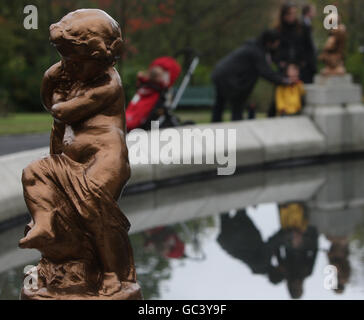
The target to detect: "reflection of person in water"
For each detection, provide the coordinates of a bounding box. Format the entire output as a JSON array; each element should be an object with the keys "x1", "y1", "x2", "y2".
[
  {"x1": 217, "y1": 210, "x2": 271, "y2": 274},
  {"x1": 217, "y1": 204, "x2": 318, "y2": 299},
  {"x1": 326, "y1": 236, "x2": 351, "y2": 294},
  {"x1": 308, "y1": 207, "x2": 360, "y2": 294},
  {"x1": 267, "y1": 203, "x2": 318, "y2": 299},
  {"x1": 143, "y1": 226, "x2": 185, "y2": 259}
]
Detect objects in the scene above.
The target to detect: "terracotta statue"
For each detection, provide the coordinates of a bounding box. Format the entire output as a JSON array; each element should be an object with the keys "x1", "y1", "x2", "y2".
[
  {"x1": 319, "y1": 24, "x2": 347, "y2": 76},
  {"x1": 19, "y1": 9, "x2": 142, "y2": 300}
]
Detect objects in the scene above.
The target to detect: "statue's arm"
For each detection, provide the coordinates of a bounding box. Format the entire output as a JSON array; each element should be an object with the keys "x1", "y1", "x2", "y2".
[
  {"x1": 51, "y1": 76, "x2": 120, "y2": 124},
  {"x1": 40, "y1": 63, "x2": 66, "y2": 154},
  {"x1": 41, "y1": 62, "x2": 62, "y2": 112},
  {"x1": 50, "y1": 120, "x2": 65, "y2": 155}
]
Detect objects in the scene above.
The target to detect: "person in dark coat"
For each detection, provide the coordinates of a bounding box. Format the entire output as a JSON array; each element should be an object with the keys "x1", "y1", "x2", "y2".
[
  {"x1": 267, "y1": 3, "x2": 315, "y2": 117},
  {"x1": 273, "y1": 3, "x2": 314, "y2": 79},
  {"x1": 211, "y1": 30, "x2": 291, "y2": 122},
  {"x1": 301, "y1": 4, "x2": 317, "y2": 83}
]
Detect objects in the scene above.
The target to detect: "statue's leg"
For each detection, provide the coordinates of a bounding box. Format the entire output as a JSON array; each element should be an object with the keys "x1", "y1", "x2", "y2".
[
  {"x1": 82, "y1": 211, "x2": 136, "y2": 295},
  {"x1": 80, "y1": 152, "x2": 135, "y2": 290},
  {"x1": 19, "y1": 162, "x2": 56, "y2": 249}
]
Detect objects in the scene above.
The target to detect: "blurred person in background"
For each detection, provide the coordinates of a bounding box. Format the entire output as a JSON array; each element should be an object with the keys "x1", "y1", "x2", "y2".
[
  {"x1": 275, "y1": 63, "x2": 305, "y2": 116},
  {"x1": 302, "y1": 3, "x2": 316, "y2": 28},
  {"x1": 211, "y1": 29, "x2": 292, "y2": 123},
  {"x1": 273, "y1": 2, "x2": 312, "y2": 72},
  {"x1": 301, "y1": 3, "x2": 317, "y2": 83},
  {"x1": 268, "y1": 2, "x2": 316, "y2": 117}
]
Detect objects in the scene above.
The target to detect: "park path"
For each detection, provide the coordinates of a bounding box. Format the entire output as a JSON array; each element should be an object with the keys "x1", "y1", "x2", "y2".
[{"x1": 0, "y1": 133, "x2": 49, "y2": 156}]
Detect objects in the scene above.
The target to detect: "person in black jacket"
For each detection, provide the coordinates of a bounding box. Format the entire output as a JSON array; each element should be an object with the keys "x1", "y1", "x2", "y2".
[
  {"x1": 301, "y1": 4, "x2": 317, "y2": 83},
  {"x1": 273, "y1": 3, "x2": 315, "y2": 80},
  {"x1": 267, "y1": 3, "x2": 315, "y2": 117},
  {"x1": 211, "y1": 30, "x2": 291, "y2": 122}
]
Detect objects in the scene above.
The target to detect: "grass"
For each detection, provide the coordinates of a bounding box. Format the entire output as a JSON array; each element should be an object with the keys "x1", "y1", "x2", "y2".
[
  {"x1": 0, "y1": 110, "x2": 266, "y2": 136},
  {"x1": 176, "y1": 109, "x2": 266, "y2": 124},
  {"x1": 175, "y1": 109, "x2": 230, "y2": 124},
  {"x1": 0, "y1": 113, "x2": 53, "y2": 136}
]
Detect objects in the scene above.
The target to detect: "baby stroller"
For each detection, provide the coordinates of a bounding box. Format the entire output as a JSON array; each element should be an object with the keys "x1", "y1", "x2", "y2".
[{"x1": 125, "y1": 53, "x2": 199, "y2": 132}]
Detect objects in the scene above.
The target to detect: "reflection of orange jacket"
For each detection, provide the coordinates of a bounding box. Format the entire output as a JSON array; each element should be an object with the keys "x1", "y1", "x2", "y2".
[
  {"x1": 275, "y1": 81, "x2": 305, "y2": 115},
  {"x1": 279, "y1": 203, "x2": 308, "y2": 232}
]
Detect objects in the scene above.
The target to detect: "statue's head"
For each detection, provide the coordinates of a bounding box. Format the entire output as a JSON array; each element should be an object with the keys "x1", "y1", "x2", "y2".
[{"x1": 50, "y1": 9, "x2": 123, "y2": 66}]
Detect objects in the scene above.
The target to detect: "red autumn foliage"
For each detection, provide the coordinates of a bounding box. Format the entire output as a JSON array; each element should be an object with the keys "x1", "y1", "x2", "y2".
[
  {"x1": 127, "y1": 18, "x2": 153, "y2": 33},
  {"x1": 92, "y1": 0, "x2": 175, "y2": 33},
  {"x1": 125, "y1": 0, "x2": 175, "y2": 34},
  {"x1": 89, "y1": 0, "x2": 176, "y2": 60}
]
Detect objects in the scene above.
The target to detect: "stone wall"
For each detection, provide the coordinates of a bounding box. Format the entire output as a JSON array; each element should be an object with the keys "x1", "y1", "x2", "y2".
[{"x1": 0, "y1": 114, "x2": 355, "y2": 225}]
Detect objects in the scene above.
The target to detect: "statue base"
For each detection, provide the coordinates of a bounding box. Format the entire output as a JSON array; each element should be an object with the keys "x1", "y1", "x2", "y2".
[
  {"x1": 21, "y1": 282, "x2": 143, "y2": 300},
  {"x1": 304, "y1": 73, "x2": 364, "y2": 154},
  {"x1": 305, "y1": 74, "x2": 362, "y2": 106}
]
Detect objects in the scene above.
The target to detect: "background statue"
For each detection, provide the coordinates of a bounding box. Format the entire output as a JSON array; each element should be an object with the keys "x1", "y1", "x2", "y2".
[
  {"x1": 19, "y1": 9, "x2": 142, "y2": 300},
  {"x1": 319, "y1": 24, "x2": 347, "y2": 76}
]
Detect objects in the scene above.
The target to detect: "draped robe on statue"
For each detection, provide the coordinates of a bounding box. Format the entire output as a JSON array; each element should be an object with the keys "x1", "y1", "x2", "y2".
[{"x1": 20, "y1": 153, "x2": 137, "y2": 297}]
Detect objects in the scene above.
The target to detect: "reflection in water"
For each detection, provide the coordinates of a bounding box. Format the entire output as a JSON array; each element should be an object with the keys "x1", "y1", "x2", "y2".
[
  {"x1": 268, "y1": 203, "x2": 318, "y2": 299},
  {"x1": 218, "y1": 204, "x2": 319, "y2": 299},
  {"x1": 0, "y1": 269, "x2": 23, "y2": 300},
  {"x1": 327, "y1": 237, "x2": 350, "y2": 294},
  {"x1": 1, "y1": 207, "x2": 364, "y2": 300},
  {"x1": 127, "y1": 219, "x2": 212, "y2": 299},
  {"x1": 1, "y1": 159, "x2": 364, "y2": 299},
  {"x1": 143, "y1": 227, "x2": 186, "y2": 259}
]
